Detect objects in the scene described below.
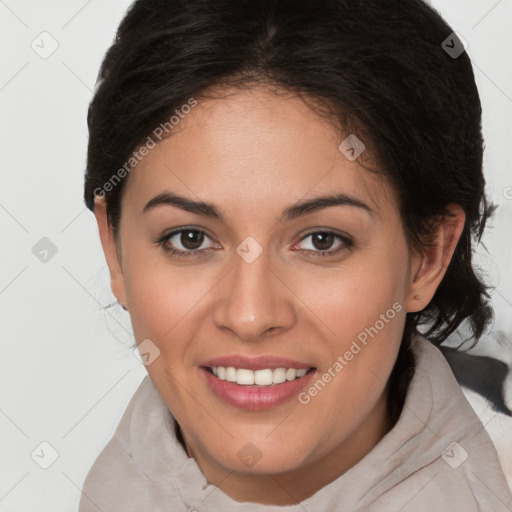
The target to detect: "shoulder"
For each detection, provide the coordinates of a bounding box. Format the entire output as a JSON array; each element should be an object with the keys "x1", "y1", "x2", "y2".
[
  {"x1": 78, "y1": 435, "x2": 150, "y2": 512},
  {"x1": 390, "y1": 335, "x2": 512, "y2": 510},
  {"x1": 78, "y1": 376, "x2": 184, "y2": 512}
]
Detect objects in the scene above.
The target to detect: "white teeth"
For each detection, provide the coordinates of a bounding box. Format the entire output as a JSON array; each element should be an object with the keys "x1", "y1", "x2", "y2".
[
  {"x1": 225, "y1": 366, "x2": 237, "y2": 382},
  {"x1": 272, "y1": 368, "x2": 287, "y2": 384},
  {"x1": 210, "y1": 366, "x2": 311, "y2": 386},
  {"x1": 285, "y1": 368, "x2": 297, "y2": 381},
  {"x1": 254, "y1": 369, "x2": 273, "y2": 386},
  {"x1": 236, "y1": 369, "x2": 254, "y2": 385}
]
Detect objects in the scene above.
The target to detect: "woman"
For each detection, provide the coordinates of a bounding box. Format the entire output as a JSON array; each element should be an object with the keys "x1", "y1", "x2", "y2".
[{"x1": 79, "y1": 0, "x2": 512, "y2": 510}]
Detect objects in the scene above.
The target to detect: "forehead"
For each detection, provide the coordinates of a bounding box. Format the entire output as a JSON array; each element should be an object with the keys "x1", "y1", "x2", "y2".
[{"x1": 123, "y1": 87, "x2": 396, "y2": 218}]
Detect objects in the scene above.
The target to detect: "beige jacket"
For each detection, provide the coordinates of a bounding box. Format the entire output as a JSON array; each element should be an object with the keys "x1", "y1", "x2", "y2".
[{"x1": 79, "y1": 335, "x2": 512, "y2": 511}]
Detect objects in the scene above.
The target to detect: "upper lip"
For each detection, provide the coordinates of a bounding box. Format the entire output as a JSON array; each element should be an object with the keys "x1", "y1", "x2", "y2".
[{"x1": 200, "y1": 355, "x2": 315, "y2": 371}]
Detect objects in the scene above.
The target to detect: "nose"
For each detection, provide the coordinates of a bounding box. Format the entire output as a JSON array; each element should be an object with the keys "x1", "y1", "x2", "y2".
[{"x1": 212, "y1": 246, "x2": 296, "y2": 342}]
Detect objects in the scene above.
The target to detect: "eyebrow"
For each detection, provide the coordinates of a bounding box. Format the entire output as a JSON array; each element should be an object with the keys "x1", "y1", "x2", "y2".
[{"x1": 142, "y1": 191, "x2": 373, "y2": 222}]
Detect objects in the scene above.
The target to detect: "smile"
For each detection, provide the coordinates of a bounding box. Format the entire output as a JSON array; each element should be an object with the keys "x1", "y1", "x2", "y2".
[
  {"x1": 200, "y1": 365, "x2": 317, "y2": 410},
  {"x1": 207, "y1": 366, "x2": 312, "y2": 386}
]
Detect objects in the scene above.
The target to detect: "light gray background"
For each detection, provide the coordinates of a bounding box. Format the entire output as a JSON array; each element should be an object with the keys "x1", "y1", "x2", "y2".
[{"x1": 1, "y1": 1, "x2": 511, "y2": 510}]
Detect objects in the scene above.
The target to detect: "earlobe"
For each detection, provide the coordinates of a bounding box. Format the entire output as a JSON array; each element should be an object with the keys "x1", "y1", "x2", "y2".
[
  {"x1": 93, "y1": 198, "x2": 128, "y2": 308},
  {"x1": 406, "y1": 204, "x2": 465, "y2": 313}
]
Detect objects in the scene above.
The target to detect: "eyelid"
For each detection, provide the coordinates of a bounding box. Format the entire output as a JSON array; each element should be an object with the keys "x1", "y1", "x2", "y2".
[
  {"x1": 156, "y1": 227, "x2": 218, "y2": 253},
  {"x1": 293, "y1": 230, "x2": 353, "y2": 254}
]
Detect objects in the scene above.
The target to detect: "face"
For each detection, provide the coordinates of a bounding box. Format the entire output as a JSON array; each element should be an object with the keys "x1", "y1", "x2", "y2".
[{"x1": 95, "y1": 86, "x2": 462, "y2": 484}]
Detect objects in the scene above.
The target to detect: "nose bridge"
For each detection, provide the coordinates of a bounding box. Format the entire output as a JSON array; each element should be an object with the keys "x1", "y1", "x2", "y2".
[{"x1": 212, "y1": 241, "x2": 294, "y2": 340}]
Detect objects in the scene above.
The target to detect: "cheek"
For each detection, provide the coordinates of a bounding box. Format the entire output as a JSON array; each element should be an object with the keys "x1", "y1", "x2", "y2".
[
  {"x1": 293, "y1": 248, "x2": 409, "y2": 342},
  {"x1": 289, "y1": 245, "x2": 409, "y2": 404},
  {"x1": 121, "y1": 245, "x2": 206, "y2": 343}
]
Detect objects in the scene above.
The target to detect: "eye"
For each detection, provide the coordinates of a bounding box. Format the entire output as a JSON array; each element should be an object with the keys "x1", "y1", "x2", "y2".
[
  {"x1": 294, "y1": 230, "x2": 353, "y2": 257},
  {"x1": 156, "y1": 228, "x2": 218, "y2": 258},
  {"x1": 155, "y1": 228, "x2": 353, "y2": 259}
]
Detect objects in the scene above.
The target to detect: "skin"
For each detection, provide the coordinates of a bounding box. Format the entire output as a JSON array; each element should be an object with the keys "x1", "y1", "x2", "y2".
[{"x1": 94, "y1": 86, "x2": 465, "y2": 505}]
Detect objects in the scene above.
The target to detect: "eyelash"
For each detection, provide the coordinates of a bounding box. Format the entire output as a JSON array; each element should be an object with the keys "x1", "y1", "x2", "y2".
[{"x1": 155, "y1": 228, "x2": 354, "y2": 259}]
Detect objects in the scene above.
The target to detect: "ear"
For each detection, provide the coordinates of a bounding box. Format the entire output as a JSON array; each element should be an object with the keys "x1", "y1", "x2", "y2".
[
  {"x1": 406, "y1": 203, "x2": 465, "y2": 313},
  {"x1": 93, "y1": 198, "x2": 128, "y2": 308}
]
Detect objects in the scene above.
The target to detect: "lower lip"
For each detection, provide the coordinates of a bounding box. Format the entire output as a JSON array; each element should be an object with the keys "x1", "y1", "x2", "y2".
[{"x1": 199, "y1": 367, "x2": 317, "y2": 411}]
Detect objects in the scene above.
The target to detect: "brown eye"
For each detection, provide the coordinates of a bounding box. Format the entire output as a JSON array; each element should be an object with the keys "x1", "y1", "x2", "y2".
[
  {"x1": 296, "y1": 230, "x2": 353, "y2": 257},
  {"x1": 179, "y1": 230, "x2": 205, "y2": 250},
  {"x1": 310, "y1": 232, "x2": 335, "y2": 251},
  {"x1": 156, "y1": 228, "x2": 218, "y2": 258}
]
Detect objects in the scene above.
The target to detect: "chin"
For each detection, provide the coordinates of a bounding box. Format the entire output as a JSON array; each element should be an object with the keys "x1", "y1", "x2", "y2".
[{"x1": 207, "y1": 438, "x2": 312, "y2": 475}]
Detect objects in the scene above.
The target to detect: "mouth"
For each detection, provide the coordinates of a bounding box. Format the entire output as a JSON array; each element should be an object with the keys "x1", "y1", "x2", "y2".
[
  {"x1": 199, "y1": 364, "x2": 317, "y2": 410},
  {"x1": 203, "y1": 365, "x2": 315, "y2": 386}
]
